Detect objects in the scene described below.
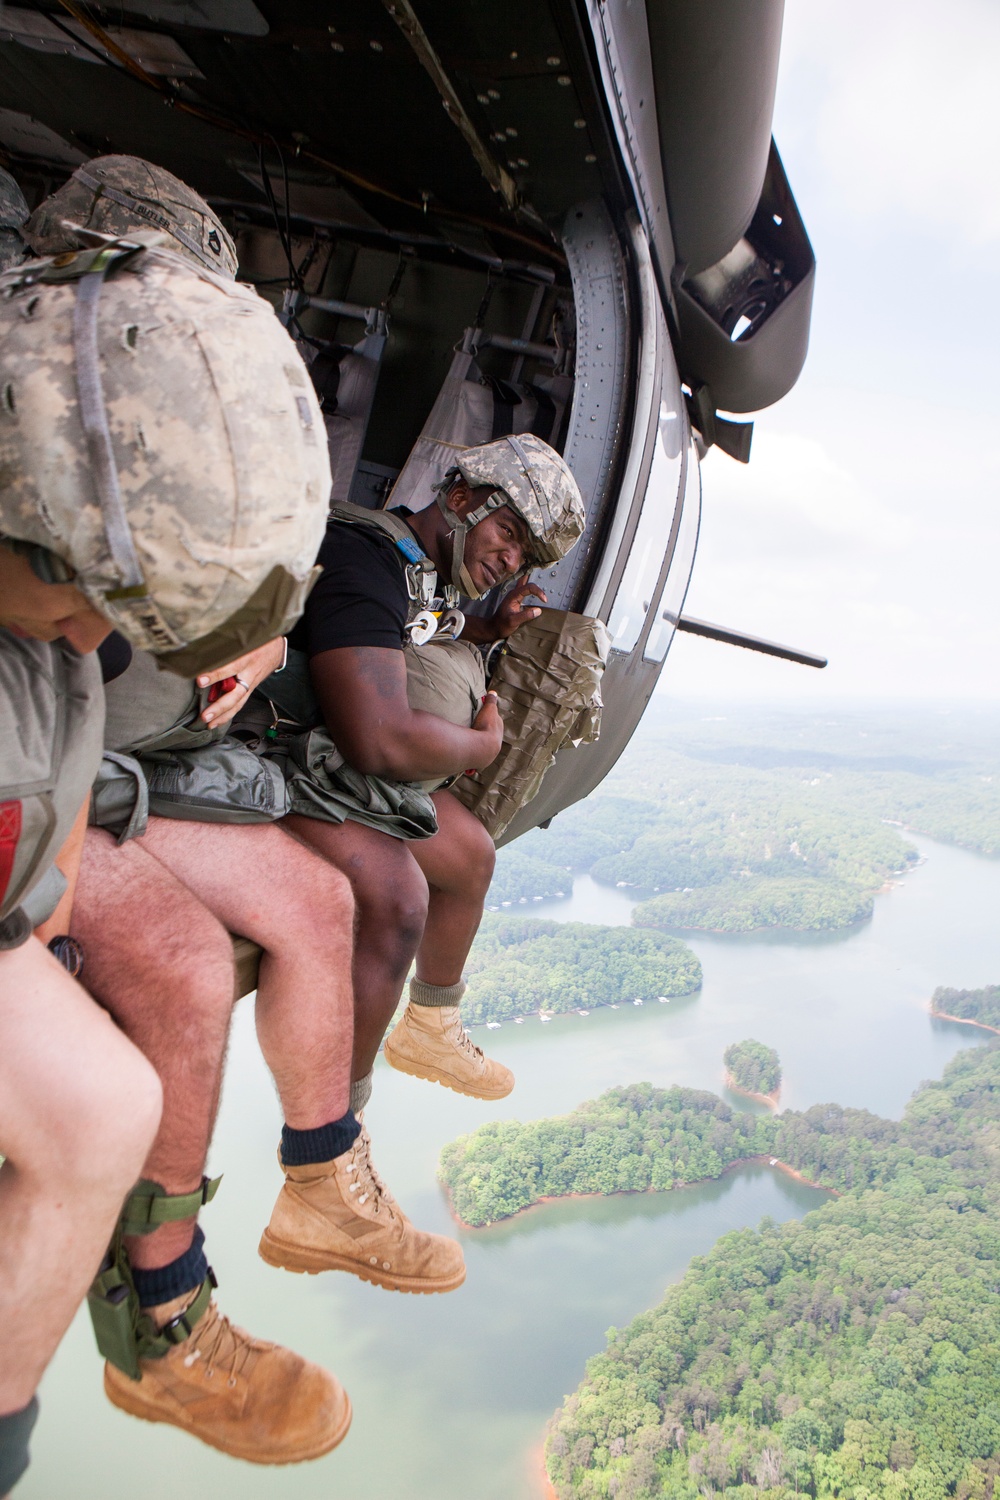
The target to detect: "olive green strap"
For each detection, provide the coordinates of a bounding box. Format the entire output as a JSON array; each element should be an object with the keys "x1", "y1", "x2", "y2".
[
  {"x1": 136, "y1": 1269, "x2": 217, "y2": 1360},
  {"x1": 121, "y1": 1175, "x2": 221, "y2": 1236}
]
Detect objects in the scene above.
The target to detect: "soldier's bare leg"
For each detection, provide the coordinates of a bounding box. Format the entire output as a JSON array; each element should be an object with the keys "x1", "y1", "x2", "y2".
[
  {"x1": 256, "y1": 817, "x2": 464, "y2": 1294},
  {"x1": 137, "y1": 817, "x2": 355, "y2": 1129},
  {"x1": 411, "y1": 791, "x2": 496, "y2": 985},
  {"x1": 284, "y1": 814, "x2": 427, "y2": 1083},
  {"x1": 72, "y1": 825, "x2": 354, "y2": 1463},
  {"x1": 0, "y1": 938, "x2": 161, "y2": 1408},
  {"x1": 384, "y1": 793, "x2": 512, "y2": 1099},
  {"x1": 71, "y1": 829, "x2": 236, "y2": 1271}
]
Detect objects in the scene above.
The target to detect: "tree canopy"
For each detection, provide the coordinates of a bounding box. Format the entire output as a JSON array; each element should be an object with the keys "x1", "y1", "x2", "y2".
[
  {"x1": 725, "y1": 1040, "x2": 781, "y2": 1097},
  {"x1": 461, "y1": 917, "x2": 701, "y2": 1025},
  {"x1": 541, "y1": 1042, "x2": 1000, "y2": 1500},
  {"x1": 487, "y1": 704, "x2": 1000, "y2": 930},
  {"x1": 932, "y1": 984, "x2": 1000, "y2": 1030}
]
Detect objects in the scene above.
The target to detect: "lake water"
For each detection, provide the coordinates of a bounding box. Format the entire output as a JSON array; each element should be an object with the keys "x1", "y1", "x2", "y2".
[{"x1": 22, "y1": 835, "x2": 1000, "y2": 1500}]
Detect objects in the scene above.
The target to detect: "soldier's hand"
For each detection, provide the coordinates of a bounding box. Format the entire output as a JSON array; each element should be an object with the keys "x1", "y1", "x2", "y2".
[
  {"x1": 490, "y1": 580, "x2": 547, "y2": 638},
  {"x1": 468, "y1": 690, "x2": 504, "y2": 769},
  {"x1": 197, "y1": 637, "x2": 286, "y2": 727}
]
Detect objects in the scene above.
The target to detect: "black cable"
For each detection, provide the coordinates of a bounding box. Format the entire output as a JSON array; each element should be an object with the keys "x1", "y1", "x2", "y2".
[{"x1": 255, "y1": 142, "x2": 298, "y2": 292}]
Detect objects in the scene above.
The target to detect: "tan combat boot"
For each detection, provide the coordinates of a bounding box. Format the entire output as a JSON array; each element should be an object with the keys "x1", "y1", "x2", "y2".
[
  {"x1": 259, "y1": 1122, "x2": 466, "y2": 1294},
  {"x1": 383, "y1": 981, "x2": 514, "y2": 1100},
  {"x1": 104, "y1": 1288, "x2": 351, "y2": 1464}
]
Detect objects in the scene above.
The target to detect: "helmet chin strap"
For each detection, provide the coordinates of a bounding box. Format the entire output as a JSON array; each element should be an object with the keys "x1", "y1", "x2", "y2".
[{"x1": 435, "y1": 484, "x2": 509, "y2": 600}]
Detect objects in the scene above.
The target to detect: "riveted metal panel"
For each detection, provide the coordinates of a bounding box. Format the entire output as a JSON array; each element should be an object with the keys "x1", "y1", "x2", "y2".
[{"x1": 536, "y1": 197, "x2": 631, "y2": 612}]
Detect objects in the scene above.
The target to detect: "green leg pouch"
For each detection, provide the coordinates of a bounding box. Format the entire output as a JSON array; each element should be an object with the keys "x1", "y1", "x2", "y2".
[{"x1": 87, "y1": 1175, "x2": 221, "y2": 1380}]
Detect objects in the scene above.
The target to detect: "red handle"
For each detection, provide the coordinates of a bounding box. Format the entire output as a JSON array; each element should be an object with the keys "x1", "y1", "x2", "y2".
[{"x1": 207, "y1": 676, "x2": 238, "y2": 703}]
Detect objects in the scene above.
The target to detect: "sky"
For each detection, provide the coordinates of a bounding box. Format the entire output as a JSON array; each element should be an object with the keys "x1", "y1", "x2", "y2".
[{"x1": 660, "y1": 0, "x2": 1000, "y2": 702}]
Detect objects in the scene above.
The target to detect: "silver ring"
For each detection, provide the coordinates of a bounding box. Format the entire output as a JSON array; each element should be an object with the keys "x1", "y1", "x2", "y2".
[{"x1": 235, "y1": 674, "x2": 250, "y2": 694}]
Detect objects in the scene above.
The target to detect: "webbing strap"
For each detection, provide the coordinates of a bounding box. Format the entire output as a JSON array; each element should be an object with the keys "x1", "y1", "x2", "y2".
[
  {"x1": 139, "y1": 1270, "x2": 217, "y2": 1359},
  {"x1": 329, "y1": 499, "x2": 430, "y2": 565},
  {"x1": 73, "y1": 268, "x2": 146, "y2": 592},
  {"x1": 122, "y1": 1175, "x2": 222, "y2": 1236}
]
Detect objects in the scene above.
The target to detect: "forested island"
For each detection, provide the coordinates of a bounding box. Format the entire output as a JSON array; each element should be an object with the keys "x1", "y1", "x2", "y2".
[
  {"x1": 931, "y1": 983, "x2": 1000, "y2": 1032},
  {"x1": 486, "y1": 704, "x2": 1000, "y2": 932},
  {"x1": 461, "y1": 917, "x2": 701, "y2": 1026},
  {"x1": 540, "y1": 1043, "x2": 1000, "y2": 1500},
  {"x1": 438, "y1": 1071, "x2": 940, "y2": 1229},
  {"x1": 724, "y1": 1039, "x2": 781, "y2": 1101}
]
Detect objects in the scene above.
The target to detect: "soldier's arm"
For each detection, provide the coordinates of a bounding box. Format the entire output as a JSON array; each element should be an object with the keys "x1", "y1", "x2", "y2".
[{"x1": 310, "y1": 646, "x2": 502, "y2": 782}]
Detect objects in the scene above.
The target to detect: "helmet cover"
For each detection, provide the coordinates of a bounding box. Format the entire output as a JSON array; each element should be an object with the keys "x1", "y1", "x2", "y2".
[
  {"x1": 446, "y1": 433, "x2": 584, "y2": 567},
  {"x1": 0, "y1": 239, "x2": 329, "y2": 671},
  {"x1": 0, "y1": 168, "x2": 29, "y2": 274},
  {"x1": 23, "y1": 155, "x2": 238, "y2": 279}
]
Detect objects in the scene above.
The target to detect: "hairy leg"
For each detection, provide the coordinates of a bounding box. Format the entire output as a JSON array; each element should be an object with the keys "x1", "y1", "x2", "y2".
[
  {"x1": 285, "y1": 816, "x2": 427, "y2": 1080},
  {"x1": 0, "y1": 939, "x2": 161, "y2": 1411},
  {"x1": 410, "y1": 793, "x2": 496, "y2": 986},
  {"x1": 71, "y1": 828, "x2": 235, "y2": 1271},
  {"x1": 138, "y1": 818, "x2": 354, "y2": 1129}
]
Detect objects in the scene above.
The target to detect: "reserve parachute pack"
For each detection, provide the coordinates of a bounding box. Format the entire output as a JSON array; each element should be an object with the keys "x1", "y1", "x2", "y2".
[
  {"x1": 0, "y1": 637, "x2": 105, "y2": 948},
  {"x1": 88, "y1": 1176, "x2": 220, "y2": 1379},
  {"x1": 451, "y1": 609, "x2": 610, "y2": 841}
]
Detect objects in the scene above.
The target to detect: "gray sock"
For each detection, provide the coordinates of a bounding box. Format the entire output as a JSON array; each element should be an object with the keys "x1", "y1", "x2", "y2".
[
  {"x1": 409, "y1": 977, "x2": 466, "y2": 1007},
  {"x1": 350, "y1": 1070, "x2": 373, "y2": 1115}
]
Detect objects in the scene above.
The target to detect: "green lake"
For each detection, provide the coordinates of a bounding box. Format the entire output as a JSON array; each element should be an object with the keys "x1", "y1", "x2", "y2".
[{"x1": 21, "y1": 833, "x2": 1000, "y2": 1499}]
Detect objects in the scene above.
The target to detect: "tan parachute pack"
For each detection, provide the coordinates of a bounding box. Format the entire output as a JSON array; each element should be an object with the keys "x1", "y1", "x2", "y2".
[
  {"x1": 404, "y1": 635, "x2": 486, "y2": 791},
  {"x1": 450, "y1": 609, "x2": 610, "y2": 840}
]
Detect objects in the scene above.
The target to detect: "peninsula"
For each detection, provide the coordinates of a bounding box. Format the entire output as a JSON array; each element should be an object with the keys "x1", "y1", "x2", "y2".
[{"x1": 931, "y1": 982, "x2": 1000, "y2": 1033}]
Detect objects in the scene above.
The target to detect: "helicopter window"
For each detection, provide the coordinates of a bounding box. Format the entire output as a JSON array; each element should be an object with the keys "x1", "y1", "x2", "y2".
[
  {"x1": 644, "y1": 439, "x2": 702, "y2": 662},
  {"x1": 606, "y1": 394, "x2": 683, "y2": 654}
]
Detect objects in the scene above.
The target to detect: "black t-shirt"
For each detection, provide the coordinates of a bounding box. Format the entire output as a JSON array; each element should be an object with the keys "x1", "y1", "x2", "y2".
[
  {"x1": 289, "y1": 515, "x2": 416, "y2": 659},
  {"x1": 96, "y1": 630, "x2": 134, "y2": 684}
]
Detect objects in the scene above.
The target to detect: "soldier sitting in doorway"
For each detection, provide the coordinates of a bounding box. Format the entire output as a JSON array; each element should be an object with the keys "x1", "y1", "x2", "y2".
[{"x1": 240, "y1": 434, "x2": 586, "y2": 1185}]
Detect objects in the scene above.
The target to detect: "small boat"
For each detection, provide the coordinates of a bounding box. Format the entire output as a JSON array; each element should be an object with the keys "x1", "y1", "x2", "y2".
[
  {"x1": 486, "y1": 1021, "x2": 501, "y2": 1030},
  {"x1": 770, "y1": 1158, "x2": 778, "y2": 1166},
  {"x1": 610, "y1": 1004, "x2": 619, "y2": 1009},
  {"x1": 578, "y1": 1010, "x2": 589, "y2": 1017},
  {"x1": 539, "y1": 1014, "x2": 551, "y2": 1023},
  {"x1": 513, "y1": 1017, "x2": 524, "y2": 1025},
  {"x1": 633, "y1": 998, "x2": 643, "y2": 1006}
]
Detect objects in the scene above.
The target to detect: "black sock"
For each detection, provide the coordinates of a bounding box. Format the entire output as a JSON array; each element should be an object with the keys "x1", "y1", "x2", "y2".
[
  {"x1": 0, "y1": 1396, "x2": 39, "y2": 1497},
  {"x1": 132, "y1": 1224, "x2": 209, "y2": 1308},
  {"x1": 280, "y1": 1110, "x2": 360, "y2": 1167}
]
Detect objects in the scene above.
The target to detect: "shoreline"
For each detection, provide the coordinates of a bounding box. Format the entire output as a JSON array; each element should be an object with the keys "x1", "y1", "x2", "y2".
[
  {"x1": 930, "y1": 1007, "x2": 1000, "y2": 1036},
  {"x1": 442, "y1": 1153, "x2": 836, "y2": 1231},
  {"x1": 532, "y1": 1440, "x2": 558, "y2": 1500},
  {"x1": 466, "y1": 988, "x2": 701, "y2": 1031},
  {"x1": 723, "y1": 1070, "x2": 781, "y2": 1110}
]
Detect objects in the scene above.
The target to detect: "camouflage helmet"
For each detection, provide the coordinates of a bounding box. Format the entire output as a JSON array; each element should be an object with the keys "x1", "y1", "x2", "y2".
[
  {"x1": 436, "y1": 433, "x2": 585, "y2": 598},
  {"x1": 23, "y1": 155, "x2": 238, "y2": 279},
  {"x1": 0, "y1": 237, "x2": 329, "y2": 674},
  {"x1": 0, "y1": 168, "x2": 29, "y2": 274}
]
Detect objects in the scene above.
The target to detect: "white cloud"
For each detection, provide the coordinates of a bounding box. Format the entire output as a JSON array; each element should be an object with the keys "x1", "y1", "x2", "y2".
[
  {"x1": 698, "y1": 431, "x2": 911, "y2": 561},
  {"x1": 779, "y1": 0, "x2": 1000, "y2": 246}
]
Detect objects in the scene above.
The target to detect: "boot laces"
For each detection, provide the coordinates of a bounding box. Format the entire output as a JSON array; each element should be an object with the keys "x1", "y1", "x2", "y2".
[
  {"x1": 184, "y1": 1302, "x2": 262, "y2": 1388},
  {"x1": 443, "y1": 1007, "x2": 485, "y2": 1063},
  {"x1": 344, "y1": 1126, "x2": 397, "y2": 1218}
]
